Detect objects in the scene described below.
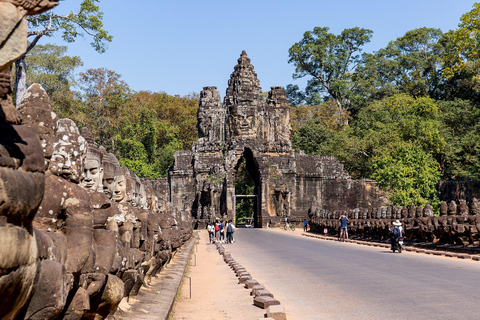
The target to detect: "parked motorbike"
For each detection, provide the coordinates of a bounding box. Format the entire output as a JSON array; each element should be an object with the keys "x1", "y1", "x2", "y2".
[{"x1": 391, "y1": 236, "x2": 404, "y2": 253}]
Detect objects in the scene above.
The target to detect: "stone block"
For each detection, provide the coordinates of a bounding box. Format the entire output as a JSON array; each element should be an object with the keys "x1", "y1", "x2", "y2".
[
  {"x1": 255, "y1": 289, "x2": 274, "y2": 298},
  {"x1": 239, "y1": 275, "x2": 252, "y2": 284},
  {"x1": 251, "y1": 284, "x2": 266, "y2": 296},
  {"x1": 236, "y1": 268, "x2": 247, "y2": 275},
  {"x1": 254, "y1": 296, "x2": 280, "y2": 309},
  {"x1": 244, "y1": 279, "x2": 259, "y2": 289},
  {"x1": 267, "y1": 305, "x2": 287, "y2": 320},
  {"x1": 233, "y1": 264, "x2": 243, "y2": 272}
]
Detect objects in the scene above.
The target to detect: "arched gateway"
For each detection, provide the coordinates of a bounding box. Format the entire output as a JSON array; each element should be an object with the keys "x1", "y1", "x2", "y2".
[{"x1": 169, "y1": 51, "x2": 387, "y2": 228}]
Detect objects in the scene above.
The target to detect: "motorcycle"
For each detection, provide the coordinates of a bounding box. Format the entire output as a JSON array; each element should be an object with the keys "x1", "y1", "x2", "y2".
[{"x1": 391, "y1": 236, "x2": 404, "y2": 253}]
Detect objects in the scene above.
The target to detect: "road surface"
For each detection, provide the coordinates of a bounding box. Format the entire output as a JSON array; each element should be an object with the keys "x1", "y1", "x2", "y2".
[{"x1": 225, "y1": 228, "x2": 480, "y2": 319}]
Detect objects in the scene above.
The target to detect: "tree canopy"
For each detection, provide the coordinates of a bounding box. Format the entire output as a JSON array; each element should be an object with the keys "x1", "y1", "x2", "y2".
[
  {"x1": 288, "y1": 26, "x2": 373, "y2": 116},
  {"x1": 288, "y1": 3, "x2": 480, "y2": 212},
  {"x1": 15, "y1": 0, "x2": 112, "y2": 107}
]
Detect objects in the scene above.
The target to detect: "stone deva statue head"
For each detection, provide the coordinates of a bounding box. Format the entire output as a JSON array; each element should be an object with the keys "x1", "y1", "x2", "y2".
[
  {"x1": 138, "y1": 182, "x2": 148, "y2": 209},
  {"x1": 102, "y1": 153, "x2": 119, "y2": 199},
  {"x1": 114, "y1": 166, "x2": 129, "y2": 203},
  {"x1": 229, "y1": 106, "x2": 256, "y2": 139},
  {"x1": 126, "y1": 169, "x2": 138, "y2": 205},
  {"x1": 80, "y1": 144, "x2": 104, "y2": 192},
  {"x1": 49, "y1": 118, "x2": 86, "y2": 183}
]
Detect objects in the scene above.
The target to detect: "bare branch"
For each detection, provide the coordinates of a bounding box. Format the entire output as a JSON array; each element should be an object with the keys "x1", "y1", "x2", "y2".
[{"x1": 24, "y1": 27, "x2": 58, "y2": 56}]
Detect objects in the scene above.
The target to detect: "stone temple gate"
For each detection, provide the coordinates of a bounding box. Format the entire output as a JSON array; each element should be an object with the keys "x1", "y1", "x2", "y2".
[{"x1": 169, "y1": 51, "x2": 388, "y2": 228}]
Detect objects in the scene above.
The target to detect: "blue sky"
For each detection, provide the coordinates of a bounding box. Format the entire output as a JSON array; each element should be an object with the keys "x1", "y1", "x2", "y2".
[{"x1": 48, "y1": 0, "x2": 477, "y2": 98}]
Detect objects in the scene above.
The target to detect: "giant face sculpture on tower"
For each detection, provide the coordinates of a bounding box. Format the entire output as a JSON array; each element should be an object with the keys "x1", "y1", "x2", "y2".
[{"x1": 229, "y1": 106, "x2": 256, "y2": 139}]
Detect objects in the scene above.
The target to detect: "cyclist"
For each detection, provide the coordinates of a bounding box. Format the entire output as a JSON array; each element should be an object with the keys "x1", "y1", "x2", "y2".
[
  {"x1": 285, "y1": 216, "x2": 290, "y2": 229},
  {"x1": 339, "y1": 214, "x2": 348, "y2": 241}
]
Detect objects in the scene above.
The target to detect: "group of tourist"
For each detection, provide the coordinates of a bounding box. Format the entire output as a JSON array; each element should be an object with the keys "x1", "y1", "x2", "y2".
[{"x1": 207, "y1": 220, "x2": 236, "y2": 244}]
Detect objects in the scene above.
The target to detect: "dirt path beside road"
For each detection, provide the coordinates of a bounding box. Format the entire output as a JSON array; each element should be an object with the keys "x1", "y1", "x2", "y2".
[{"x1": 170, "y1": 230, "x2": 266, "y2": 320}]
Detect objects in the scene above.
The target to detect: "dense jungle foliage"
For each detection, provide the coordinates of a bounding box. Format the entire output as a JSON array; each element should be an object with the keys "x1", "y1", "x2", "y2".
[
  {"x1": 288, "y1": 4, "x2": 480, "y2": 209},
  {"x1": 15, "y1": 4, "x2": 480, "y2": 211}
]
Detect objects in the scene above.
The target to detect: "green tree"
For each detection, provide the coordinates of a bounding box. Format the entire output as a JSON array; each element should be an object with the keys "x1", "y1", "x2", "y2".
[
  {"x1": 112, "y1": 90, "x2": 198, "y2": 178},
  {"x1": 15, "y1": 0, "x2": 112, "y2": 106},
  {"x1": 23, "y1": 44, "x2": 83, "y2": 96},
  {"x1": 78, "y1": 68, "x2": 131, "y2": 149},
  {"x1": 290, "y1": 100, "x2": 349, "y2": 131},
  {"x1": 441, "y1": 3, "x2": 480, "y2": 78},
  {"x1": 353, "y1": 94, "x2": 444, "y2": 206},
  {"x1": 234, "y1": 158, "x2": 256, "y2": 224},
  {"x1": 288, "y1": 26, "x2": 373, "y2": 117},
  {"x1": 437, "y1": 99, "x2": 480, "y2": 179},
  {"x1": 371, "y1": 142, "x2": 441, "y2": 208},
  {"x1": 353, "y1": 28, "x2": 444, "y2": 110}
]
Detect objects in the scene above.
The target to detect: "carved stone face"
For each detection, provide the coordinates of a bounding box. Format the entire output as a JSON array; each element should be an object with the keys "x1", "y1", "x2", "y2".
[
  {"x1": 102, "y1": 153, "x2": 118, "y2": 199},
  {"x1": 125, "y1": 170, "x2": 136, "y2": 204},
  {"x1": 197, "y1": 109, "x2": 212, "y2": 138},
  {"x1": 230, "y1": 106, "x2": 255, "y2": 138},
  {"x1": 138, "y1": 183, "x2": 148, "y2": 209},
  {"x1": 103, "y1": 174, "x2": 115, "y2": 199},
  {"x1": 114, "y1": 169, "x2": 127, "y2": 202},
  {"x1": 49, "y1": 119, "x2": 86, "y2": 182},
  {"x1": 81, "y1": 157, "x2": 103, "y2": 191}
]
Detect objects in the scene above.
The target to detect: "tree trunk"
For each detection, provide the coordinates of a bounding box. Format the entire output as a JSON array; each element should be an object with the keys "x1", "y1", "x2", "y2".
[{"x1": 14, "y1": 57, "x2": 27, "y2": 108}]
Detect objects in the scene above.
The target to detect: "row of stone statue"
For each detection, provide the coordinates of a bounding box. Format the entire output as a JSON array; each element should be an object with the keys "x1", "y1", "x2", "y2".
[
  {"x1": 309, "y1": 199, "x2": 480, "y2": 246},
  {"x1": 1, "y1": 83, "x2": 193, "y2": 320}
]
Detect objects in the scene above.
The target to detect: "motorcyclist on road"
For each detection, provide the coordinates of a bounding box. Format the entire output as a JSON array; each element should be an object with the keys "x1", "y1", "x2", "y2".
[{"x1": 390, "y1": 220, "x2": 403, "y2": 250}]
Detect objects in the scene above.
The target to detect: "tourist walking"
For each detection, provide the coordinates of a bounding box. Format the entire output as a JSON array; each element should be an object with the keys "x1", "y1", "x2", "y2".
[
  {"x1": 339, "y1": 214, "x2": 348, "y2": 241},
  {"x1": 303, "y1": 219, "x2": 308, "y2": 232},
  {"x1": 207, "y1": 222, "x2": 214, "y2": 243},
  {"x1": 226, "y1": 220, "x2": 235, "y2": 243},
  {"x1": 219, "y1": 221, "x2": 225, "y2": 242},
  {"x1": 214, "y1": 220, "x2": 220, "y2": 241}
]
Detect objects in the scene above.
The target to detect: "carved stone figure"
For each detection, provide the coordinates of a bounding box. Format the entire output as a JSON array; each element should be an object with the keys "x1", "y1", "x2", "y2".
[
  {"x1": 49, "y1": 119, "x2": 87, "y2": 183},
  {"x1": 103, "y1": 153, "x2": 119, "y2": 199},
  {"x1": 114, "y1": 166, "x2": 128, "y2": 203},
  {"x1": 81, "y1": 144, "x2": 104, "y2": 192},
  {"x1": 17, "y1": 83, "x2": 59, "y2": 166}
]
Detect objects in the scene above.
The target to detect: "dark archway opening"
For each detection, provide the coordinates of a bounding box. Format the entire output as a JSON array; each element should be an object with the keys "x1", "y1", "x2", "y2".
[{"x1": 234, "y1": 148, "x2": 261, "y2": 227}]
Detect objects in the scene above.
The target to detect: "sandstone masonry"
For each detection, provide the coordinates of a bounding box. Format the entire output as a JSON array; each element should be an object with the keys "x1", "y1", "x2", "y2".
[{"x1": 169, "y1": 51, "x2": 388, "y2": 228}]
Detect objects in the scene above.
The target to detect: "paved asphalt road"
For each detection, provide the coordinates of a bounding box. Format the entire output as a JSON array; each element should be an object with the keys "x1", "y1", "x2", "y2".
[{"x1": 225, "y1": 228, "x2": 480, "y2": 320}]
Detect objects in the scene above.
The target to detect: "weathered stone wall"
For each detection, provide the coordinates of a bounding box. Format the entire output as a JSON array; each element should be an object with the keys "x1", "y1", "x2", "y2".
[{"x1": 438, "y1": 180, "x2": 480, "y2": 203}]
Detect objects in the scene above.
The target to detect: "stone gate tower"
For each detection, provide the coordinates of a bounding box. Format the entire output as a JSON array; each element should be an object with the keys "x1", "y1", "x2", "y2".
[{"x1": 169, "y1": 51, "x2": 387, "y2": 227}]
